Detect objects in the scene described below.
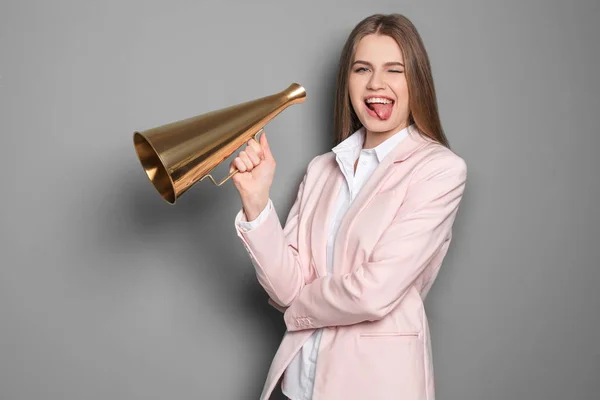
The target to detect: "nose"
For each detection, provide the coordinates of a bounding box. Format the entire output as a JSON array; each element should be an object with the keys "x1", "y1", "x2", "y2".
[{"x1": 367, "y1": 70, "x2": 385, "y2": 90}]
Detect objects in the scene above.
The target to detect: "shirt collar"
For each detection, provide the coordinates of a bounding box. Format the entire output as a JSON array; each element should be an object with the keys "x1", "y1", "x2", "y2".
[{"x1": 332, "y1": 124, "x2": 413, "y2": 163}]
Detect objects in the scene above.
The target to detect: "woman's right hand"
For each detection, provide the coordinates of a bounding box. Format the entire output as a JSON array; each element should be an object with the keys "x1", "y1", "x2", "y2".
[{"x1": 229, "y1": 132, "x2": 276, "y2": 218}]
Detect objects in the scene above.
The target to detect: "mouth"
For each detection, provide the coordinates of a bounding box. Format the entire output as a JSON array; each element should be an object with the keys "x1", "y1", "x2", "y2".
[{"x1": 364, "y1": 96, "x2": 395, "y2": 120}]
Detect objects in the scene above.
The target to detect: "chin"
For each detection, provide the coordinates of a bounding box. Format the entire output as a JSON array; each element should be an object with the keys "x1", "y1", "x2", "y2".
[{"x1": 362, "y1": 118, "x2": 402, "y2": 134}]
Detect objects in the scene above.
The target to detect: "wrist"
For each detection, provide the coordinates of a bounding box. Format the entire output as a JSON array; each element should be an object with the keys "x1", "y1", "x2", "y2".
[{"x1": 241, "y1": 194, "x2": 269, "y2": 221}]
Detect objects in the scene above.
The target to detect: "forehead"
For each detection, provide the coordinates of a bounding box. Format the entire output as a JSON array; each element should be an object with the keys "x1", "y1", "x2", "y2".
[{"x1": 353, "y1": 34, "x2": 404, "y2": 62}]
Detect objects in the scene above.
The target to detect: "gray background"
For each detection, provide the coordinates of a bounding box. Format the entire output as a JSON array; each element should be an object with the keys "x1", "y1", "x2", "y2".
[{"x1": 1, "y1": 0, "x2": 598, "y2": 399}]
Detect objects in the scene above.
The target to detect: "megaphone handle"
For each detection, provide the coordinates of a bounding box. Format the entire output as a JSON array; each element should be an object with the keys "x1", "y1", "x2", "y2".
[{"x1": 205, "y1": 128, "x2": 264, "y2": 187}]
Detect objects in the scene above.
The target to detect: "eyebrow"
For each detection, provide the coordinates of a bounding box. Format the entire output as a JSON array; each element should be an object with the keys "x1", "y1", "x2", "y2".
[{"x1": 352, "y1": 60, "x2": 404, "y2": 67}]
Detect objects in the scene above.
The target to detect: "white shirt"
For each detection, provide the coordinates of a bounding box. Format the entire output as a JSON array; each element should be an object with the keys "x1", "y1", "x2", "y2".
[{"x1": 235, "y1": 125, "x2": 411, "y2": 399}]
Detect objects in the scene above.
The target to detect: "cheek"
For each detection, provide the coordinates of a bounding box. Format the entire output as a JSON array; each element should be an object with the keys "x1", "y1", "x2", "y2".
[
  {"x1": 348, "y1": 78, "x2": 360, "y2": 99},
  {"x1": 392, "y1": 77, "x2": 409, "y2": 98},
  {"x1": 393, "y1": 79, "x2": 410, "y2": 113},
  {"x1": 348, "y1": 81, "x2": 363, "y2": 110}
]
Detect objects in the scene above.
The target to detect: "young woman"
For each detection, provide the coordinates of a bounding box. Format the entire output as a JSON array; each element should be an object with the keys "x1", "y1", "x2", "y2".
[{"x1": 230, "y1": 13, "x2": 467, "y2": 400}]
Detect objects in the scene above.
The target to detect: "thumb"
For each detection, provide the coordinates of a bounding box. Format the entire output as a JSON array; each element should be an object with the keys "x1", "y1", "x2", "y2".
[{"x1": 260, "y1": 132, "x2": 274, "y2": 160}]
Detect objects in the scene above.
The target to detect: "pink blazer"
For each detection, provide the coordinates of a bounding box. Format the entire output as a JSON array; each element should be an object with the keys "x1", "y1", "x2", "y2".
[{"x1": 235, "y1": 127, "x2": 467, "y2": 400}]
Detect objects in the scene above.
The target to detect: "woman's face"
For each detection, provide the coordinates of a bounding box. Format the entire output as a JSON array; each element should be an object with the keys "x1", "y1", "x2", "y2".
[{"x1": 348, "y1": 34, "x2": 410, "y2": 143}]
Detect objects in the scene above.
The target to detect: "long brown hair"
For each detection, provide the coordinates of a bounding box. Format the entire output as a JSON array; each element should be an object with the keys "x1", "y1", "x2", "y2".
[{"x1": 333, "y1": 14, "x2": 450, "y2": 148}]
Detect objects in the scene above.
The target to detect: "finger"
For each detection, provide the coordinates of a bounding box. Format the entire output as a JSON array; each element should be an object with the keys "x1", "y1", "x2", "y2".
[
  {"x1": 247, "y1": 138, "x2": 264, "y2": 160},
  {"x1": 239, "y1": 151, "x2": 254, "y2": 170},
  {"x1": 260, "y1": 132, "x2": 273, "y2": 160},
  {"x1": 245, "y1": 144, "x2": 262, "y2": 165},
  {"x1": 234, "y1": 157, "x2": 247, "y2": 172}
]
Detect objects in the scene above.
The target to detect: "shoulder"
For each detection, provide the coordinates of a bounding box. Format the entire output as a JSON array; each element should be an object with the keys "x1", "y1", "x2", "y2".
[
  {"x1": 304, "y1": 151, "x2": 337, "y2": 175},
  {"x1": 413, "y1": 138, "x2": 467, "y2": 181}
]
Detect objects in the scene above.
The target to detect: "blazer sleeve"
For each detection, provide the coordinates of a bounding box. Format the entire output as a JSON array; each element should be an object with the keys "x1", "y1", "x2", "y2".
[
  {"x1": 282, "y1": 156, "x2": 467, "y2": 331},
  {"x1": 236, "y1": 198, "x2": 274, "y2": 231},
  {"x1": 234, "y1": 156, "x2": 319, "y2": 307}
]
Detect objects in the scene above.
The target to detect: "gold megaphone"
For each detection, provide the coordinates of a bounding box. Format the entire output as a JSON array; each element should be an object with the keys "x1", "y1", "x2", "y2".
[{"x1": 133, "y1": 83, "x2": 306, "y2": 204}]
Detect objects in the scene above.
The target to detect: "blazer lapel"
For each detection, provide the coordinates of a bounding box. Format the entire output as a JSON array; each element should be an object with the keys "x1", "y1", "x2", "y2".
[
  {"x1": 310, "y1": 157, "x2": 344, "y2": 278},
  {"x1": 331, "y1": 126, "x2": 432, "y2": 273}
]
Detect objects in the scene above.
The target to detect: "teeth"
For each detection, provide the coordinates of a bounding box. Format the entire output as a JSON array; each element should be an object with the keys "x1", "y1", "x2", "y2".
[{"x1": 365, "y1": 97, "x2": 393, "y2": 104}]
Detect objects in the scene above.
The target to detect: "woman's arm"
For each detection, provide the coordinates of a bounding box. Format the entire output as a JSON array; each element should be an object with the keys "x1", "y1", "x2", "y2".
[
  {"x1": 282, "y1": 156, "x2": 467, "y2": 331},
  {"x1": 235, "y1": 156, "x2": 319, "y2": 308}
]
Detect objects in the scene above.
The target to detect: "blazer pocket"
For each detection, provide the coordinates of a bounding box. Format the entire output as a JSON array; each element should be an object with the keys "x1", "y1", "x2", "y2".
[
  {"x1": 359, "y1": 331, "x2": 420, "y2": 338},
  {"x1": 355, "y1": 329, "x2": 425, "y2": 398}
]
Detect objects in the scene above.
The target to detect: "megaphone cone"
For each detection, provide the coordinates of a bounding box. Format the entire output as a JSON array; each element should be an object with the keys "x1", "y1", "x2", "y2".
[{"x1": 133, "y1": 83, "x2": 306, "y2": 204}]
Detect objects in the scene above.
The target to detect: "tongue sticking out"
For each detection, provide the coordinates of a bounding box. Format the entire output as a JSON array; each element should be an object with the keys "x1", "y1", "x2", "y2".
[{"x1": 369, "y1": 103, "x2": 393, "y2": 120}]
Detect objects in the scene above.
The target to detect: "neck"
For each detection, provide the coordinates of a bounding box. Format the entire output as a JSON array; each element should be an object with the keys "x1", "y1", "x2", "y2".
[{"x1": 363, "y1": 122, "x2": 409, "y2": 149}]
